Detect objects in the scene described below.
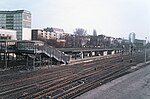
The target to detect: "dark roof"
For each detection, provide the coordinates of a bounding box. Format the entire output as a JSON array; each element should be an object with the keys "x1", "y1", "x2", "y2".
[
  {"x1": 44, "y1": 27, "x2": 64, "y2": 33},
  {"x1": 0, "y1": 10, "x2": 31, "y2": 14}
]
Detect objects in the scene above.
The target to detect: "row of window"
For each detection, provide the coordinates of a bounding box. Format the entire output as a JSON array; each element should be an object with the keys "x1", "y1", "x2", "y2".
[
  {"x1": 0, "y1": 21, "x2": 6, "y2": 24},
  {"x1": 0, "y1": 19, "x2": 22, "y2": 21},
  {"x1": 14, "y1": 24, "x2": 22, "y2": 27},
  {"x1": 0, "y1": 14, "x2": 6, "y2": 17},
  {"x1": 0, "y1": 20, "x2": 22, "y2": 23},
  {"x1": 41, "y1": 33, "x2": 56, "y2": 36},
  {"x1": 6, "y1": 21, "x2": 14, "y2": 24},
  {"x1": 0, "y1": 18, "x2": 6, "y2": 20},
  {"x1": 0, "y1": 36, "x2": 11, "y2": 40},
  {"x1": 16, "y1": 30, "x2": 22, "y2": 32},
  {"x1": 14, "y1": 17, "x2": 22, "y2": 20},
  {"x1": 6, "y1": 17, "x2": 14, "y2": 20},
  {"x1": 0, "y1": 34, "x2": 6, "y2": 36},
  {"x1": 14, "y1": 27, "x2": 22, "y2": 29},
  {"x1": 14, "y1": 14, "x2": 22, "y2": 16},
  {"x1": 14, "y1": 21, "x2": 22, "y2": 23},
  {"x1": 17, "y1": 35, "x2": 22, "y2": 40},
  {"x1": 40, "y1": 35, "x2": 55, "y2": 39},
  {"x1": 5, "y1": 23, "x2": 14, "y2": 26},
  {"x1": 0, "y1": 25, "x2": 22, "y2": 29}
]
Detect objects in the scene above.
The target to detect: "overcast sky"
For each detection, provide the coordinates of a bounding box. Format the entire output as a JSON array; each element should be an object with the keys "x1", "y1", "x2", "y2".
[{"x1": 0, "y1": 0, "x2": 150, "y2": 40}]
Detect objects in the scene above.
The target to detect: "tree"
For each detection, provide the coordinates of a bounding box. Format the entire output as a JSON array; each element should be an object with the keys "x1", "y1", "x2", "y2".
[
  {"x1": 93, "y1": 29, "x2": 97, "y2": 36},
  {"x1": 74, "y1": 28, "x2": 87, "y2": 36}
]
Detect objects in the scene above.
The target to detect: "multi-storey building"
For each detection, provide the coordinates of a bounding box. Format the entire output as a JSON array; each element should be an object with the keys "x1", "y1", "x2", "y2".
[
  {"x1": 32, "y1": 28, "x2": 67, "y2": 47},
  {"x1": 0, "y1": 10, "x2": 31, "y2": 40},
  {"x1": 32, "y1": 27, "x2": 66, "y2": 40},
  {"x1": 0, "y1": 28, "x2": 16, "y2": 40},
  {"x1": 32, "y1": 29, "x2": 49, "y2": 40},
  {"x1": 44, "y1": 27, "x2": 66, "y2": 40}
]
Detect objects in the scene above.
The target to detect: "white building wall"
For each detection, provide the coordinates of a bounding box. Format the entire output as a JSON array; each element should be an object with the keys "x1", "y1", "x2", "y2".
[
  {"x1": 0, "y1": 29, "x2": 17, "y2": 40},
  {"x1": 22, "y1": 28, "x2": 31, "y2": 40}
]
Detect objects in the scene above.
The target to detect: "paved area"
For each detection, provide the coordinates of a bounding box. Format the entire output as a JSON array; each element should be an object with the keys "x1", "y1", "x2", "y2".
[{"x1": 76, "y1": 64, "x2": 150, "y2": 99}]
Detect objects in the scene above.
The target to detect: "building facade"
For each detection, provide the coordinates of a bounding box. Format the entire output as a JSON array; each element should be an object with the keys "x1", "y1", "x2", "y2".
[
  {"x1": 0, "y1": 10, "x2": 31, "y2": 40},
  {"x1": 32, "y1": 27, "x2": 66, "y2": 40},
  {"x1": 32, "y1": 28, "x2": 67, "y2": 48},
  {"x1": 32, "y1": 29, "x2": 48, "y2": 40},
  {"x1": 44, "y1": 27, "x2": 66, "y2": 40},
  {"x1": 0, "y1": 28, "x2": 17, "y2": 40}
]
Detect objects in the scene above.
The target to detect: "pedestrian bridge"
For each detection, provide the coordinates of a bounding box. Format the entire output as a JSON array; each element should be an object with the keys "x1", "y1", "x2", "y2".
[{"x1": 0, "y1": 40, "x2": 70, "y2": 69}]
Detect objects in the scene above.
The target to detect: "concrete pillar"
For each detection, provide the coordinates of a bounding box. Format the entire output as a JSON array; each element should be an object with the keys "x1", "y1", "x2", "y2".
[
  {"x1": 81, "y1": 52, "x2": 84, "y2": 59},
  {"x1": 92, "y1": 52, "x2": 95, "y2": 56},
  {"x1": 111, "y1": 51, "x2": 115, "y2": 55},
  {"x1": 5, "y1": 52, "x2": 7, "y2": 69},
  {"x1": 75, "y1": 53, "x2": 77, "y2": 60},
  {"x1": 103, "y1": 51, "x2": 108, "y2": 56},
  {"x1": 26, "y1": 55, "x2": 29, "y2": 67}
]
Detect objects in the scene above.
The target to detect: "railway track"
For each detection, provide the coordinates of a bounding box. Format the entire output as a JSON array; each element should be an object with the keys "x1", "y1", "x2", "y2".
[
  {"x1": 0, "y1": 54, "x2": 122, "y2": 89},
  {"x1": 0, "y1": 54, "x2": 123, "y2": 98},
  {"x1": 60, "y1": 65, "x2": 130, "y2": 99},
  {"x1": 40, "y1": 61, "x2": 131, "y2": 99},
  {"x1": 0, "y1": 51, "x2": 149, "y2": 99}
]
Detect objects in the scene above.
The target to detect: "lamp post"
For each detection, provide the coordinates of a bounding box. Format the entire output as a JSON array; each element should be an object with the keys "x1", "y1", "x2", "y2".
[
  {"x1": 5, "y1": 41, "x2": 8, "y2": 69},
  {"x1": 145, "y1": 37, "x2": 147, "y2": 63},
  {"x1": 121, "y1": 45, "x2": 125, "y2": 62},
  {"x1": 33, "y1": 44, "x2": 36, "y2": 70},
  {"x1": 130, "y1": 43, "x2": 133, "y2": 63}
]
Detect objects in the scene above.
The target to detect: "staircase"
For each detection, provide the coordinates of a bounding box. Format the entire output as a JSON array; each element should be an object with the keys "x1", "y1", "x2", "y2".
[
  {"x1": 38, "y1": 44, "x2": 70, "y2": 64},
  {"x1": 16, "y1": 41, "x2": 70, "y2": 64}
]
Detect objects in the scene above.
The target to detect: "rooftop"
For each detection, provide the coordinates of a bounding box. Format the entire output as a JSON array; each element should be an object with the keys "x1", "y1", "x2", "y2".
[{"x1": 0, "y1": 10, "x2": 31, "y2": 14}]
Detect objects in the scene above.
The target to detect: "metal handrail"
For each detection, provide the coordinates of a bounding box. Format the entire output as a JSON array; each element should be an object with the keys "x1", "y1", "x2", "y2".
[{"x1": 16, "y1": 42, "x2": 70, "y2": 64}]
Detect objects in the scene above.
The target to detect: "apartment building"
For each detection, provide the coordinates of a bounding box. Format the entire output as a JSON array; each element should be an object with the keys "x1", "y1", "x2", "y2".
[{"x1": 0, "y1": 10, "x2": 31, "y2": 40}]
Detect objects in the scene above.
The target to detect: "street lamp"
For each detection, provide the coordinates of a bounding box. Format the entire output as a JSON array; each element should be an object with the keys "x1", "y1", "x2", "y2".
[
  {"x1": 121, "y1": 45, "x2": 125, "y2": 62},
  {"x1": 144, "y1": 37, "x2": 147, "y2": 63},
  {"x1": 130, "y1": 43, "x2": 133, "y2": 63}
]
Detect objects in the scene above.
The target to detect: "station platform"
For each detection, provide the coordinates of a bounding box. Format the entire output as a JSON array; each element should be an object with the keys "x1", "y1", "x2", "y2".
[{"x1": 76, "y1": 62, "x2": 150, "y2": 99}]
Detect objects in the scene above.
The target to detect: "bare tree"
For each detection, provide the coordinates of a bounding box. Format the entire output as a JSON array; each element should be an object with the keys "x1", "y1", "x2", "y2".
[{"x1": 74, "y1": 28, "x2": 87, "y2": 36}]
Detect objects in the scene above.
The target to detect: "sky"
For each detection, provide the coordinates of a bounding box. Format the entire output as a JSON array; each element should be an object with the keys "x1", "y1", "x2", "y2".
[{"x1": 0, "y1": 0, "x2": 150, "y2": 40}]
